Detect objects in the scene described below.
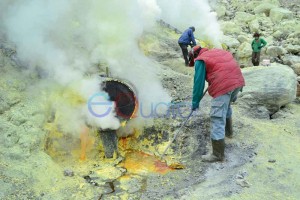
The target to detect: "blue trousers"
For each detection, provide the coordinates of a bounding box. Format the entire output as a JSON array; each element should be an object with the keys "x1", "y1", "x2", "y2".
[{"x1": 210, "y1": 87, "x2": 242, "y2": 140}]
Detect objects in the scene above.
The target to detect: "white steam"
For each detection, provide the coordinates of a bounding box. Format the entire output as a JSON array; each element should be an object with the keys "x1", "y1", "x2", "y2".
[
  {"x1": 0, "y1": 0, "x2": 170, "y2": 135},
  {"x1": 157, "y1": 0, "x2": 223, "y2": 47},
  {"x1": 0, "y1": 0, "x2": 221, "y2": 136}
]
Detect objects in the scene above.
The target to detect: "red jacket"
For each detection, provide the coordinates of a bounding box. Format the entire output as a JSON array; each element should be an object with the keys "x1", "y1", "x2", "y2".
[{"x1": 195, "y1": 48, "x2": 245, "y2": 98}]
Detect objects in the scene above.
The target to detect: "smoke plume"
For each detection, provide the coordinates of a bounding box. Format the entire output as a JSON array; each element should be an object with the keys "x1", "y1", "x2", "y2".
[
  {"x1": 0, "y1": 0, "x2": 221, "y2": 135},
  {"x1": 157, "y1": 0, "x2": 223, "y2": 47}
]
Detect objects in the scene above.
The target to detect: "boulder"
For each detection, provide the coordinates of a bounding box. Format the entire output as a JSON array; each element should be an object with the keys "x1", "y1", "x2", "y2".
[
  {"x1": 225, "y1": 10, "x2": 234, "y2": 18},
  {"x1": 264, "y1": 36, "x2": 274, "y2": 46},
  {"x1": 237, "y1": 35, "x2": 251, "y2": 43},
  {"x1": 244, "y1": 1, "x2": 265, "y2": 11},
  {"x1": 235, "y1": 0, "x2": 279, "y2": 12},
  {"x1": 288, "y1": 32, "x2": 300, "y2": 40},
  {"x1": 287, "y1": 39, "x2": 300, "y2": 47},
  {"x1": 239, "y1": 64, "x2": 297, "y2": 115},
  {"x1": 284, "y1": 44, "x2": 300, "y2": 54},
  {"x1": 291, "y1": 63, "x2": 300, "y2": 76},
  {"x1": 282, "y1": 55, "x2": 300, "y2": 66},
  {"x1": 272, "y1": 30, "x2": 287, "y2": 40},
  {"x1": 215, "y1": 5, "x2": 226, "y2": 18},
  {"x1": 269, "y1": 8, "x2": 293, "y2": 22},
  {"x1": 274, "y1": 20, "x2": 299, "y2": 34},
  {"x1": 234, "y1": 12, "x2": 255, "y2": 23},
  {"x1": 286, "y1": 36, "x2": 300, "y2": 46},
  {"x1": 221, "y1": 35, "x2": 240, "y2": 49},
  {"x1": 266, "y1": 46, "x2": 287, "y2": 57},
  {"x1": 297, "y1": 77, "x2": 300, "y2": 97},
  {"x1": 249, "y1": 19, "x2": 260, "y2": 33},
  {"x1": 236, "y1": 42, "x2": 253, "y2": 67},
  {"x1": 254, "y1": 3, "x2": 277, "y2": 16},
  {"x1": 257, "y1": 17, "x2": 274, "y2": 33},
  {"x1": 220, "y1": 21, "x2": 242, "y2": 34}
]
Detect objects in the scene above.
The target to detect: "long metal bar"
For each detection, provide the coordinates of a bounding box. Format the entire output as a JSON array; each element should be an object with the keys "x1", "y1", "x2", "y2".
[{"x1": 160, "y1": 88, "x2": 208, "y2": 159}]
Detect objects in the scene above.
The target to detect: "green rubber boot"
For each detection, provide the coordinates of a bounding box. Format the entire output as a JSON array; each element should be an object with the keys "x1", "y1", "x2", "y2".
[
  {"x1": 202, "y1": 139, "x2": 225, "y2": 162},
  {"x1": 225, "y1": 117, "x2": 233, "y2": 138}
]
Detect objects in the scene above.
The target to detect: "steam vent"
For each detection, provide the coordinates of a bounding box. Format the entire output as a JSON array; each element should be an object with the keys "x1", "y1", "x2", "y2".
[
  {"x1": 1, "y1": 0, "x2": 300, "y2": 199},
  {"x1": 100, "y1": 79, "x2": 137, "y2": 158}
]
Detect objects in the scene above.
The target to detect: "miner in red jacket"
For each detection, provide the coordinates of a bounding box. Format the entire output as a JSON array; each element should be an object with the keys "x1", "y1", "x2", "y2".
[{"x1": 190, "y1": 46, "x2": 245, "y2": 162}]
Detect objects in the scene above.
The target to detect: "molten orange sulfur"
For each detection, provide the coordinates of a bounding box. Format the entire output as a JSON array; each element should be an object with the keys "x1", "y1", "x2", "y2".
[
  {"x1": 120, "y1": 151, "x2": 173, "y2": 175},
  {"x1": 80, "y1": 126, "x2": 90, "y2": 161}
]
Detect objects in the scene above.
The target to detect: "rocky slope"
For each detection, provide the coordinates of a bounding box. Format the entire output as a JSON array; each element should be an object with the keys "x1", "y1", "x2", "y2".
[
  {"x1": 0, "y1": 0, "x2": 300, "y2": 200},
  {"x1": 212, "y1": 0, "x2": 300, "y2": 71}
]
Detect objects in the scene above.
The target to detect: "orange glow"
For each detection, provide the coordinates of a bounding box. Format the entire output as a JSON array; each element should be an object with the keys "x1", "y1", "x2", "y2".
[
  {"x1": 120, "y1": 137, "x2": 129, "y2": 150},
  {"x1": 80, "y1": 126, "x2": 94, "y2": 161},
  {"x1": 118, "y1": 129, "x2": 138, "y2": 151},
  {"x1": 119, "y1": 151, "x2": 173, "y2": 175},
  {"x1": 130, "y1": 97, "x2": 139, "y2": 119}
]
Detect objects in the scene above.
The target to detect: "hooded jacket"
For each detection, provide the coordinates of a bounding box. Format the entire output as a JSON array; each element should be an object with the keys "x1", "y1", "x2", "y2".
[{"x1": 178, "y1": 28, "x2": 196, "y2": 46}]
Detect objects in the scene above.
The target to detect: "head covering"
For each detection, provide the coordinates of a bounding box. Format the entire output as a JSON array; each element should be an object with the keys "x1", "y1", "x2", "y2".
[
  {"x1": 189, "y1": 26, "x2": 195, "y2": 32},
  {"x1": 253, "y1": 32, "x2": 260, "y2": 37},
  {"x1": 193, "y1": 45, "x2": 201, "y2": 51},
  {"x1": 188, "y1": 45, "x2": 202, "y2": 66}
]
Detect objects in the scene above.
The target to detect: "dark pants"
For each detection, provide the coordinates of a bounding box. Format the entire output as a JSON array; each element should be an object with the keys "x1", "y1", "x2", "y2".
[
  {"x1": 179, "y1": 43, "x2": 189, "y2": 66},
  {"x1": 252, "y1": 52, "x2": 260, "y2": 66}
]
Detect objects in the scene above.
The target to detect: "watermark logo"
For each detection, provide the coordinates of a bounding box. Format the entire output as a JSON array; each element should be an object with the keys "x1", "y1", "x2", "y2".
[
  {"x1": 87, "y1": 92, "x2": 192, "y2": 119},
  {"x1": 88, "y1": 92, "x2": 113, "y2": 118}
]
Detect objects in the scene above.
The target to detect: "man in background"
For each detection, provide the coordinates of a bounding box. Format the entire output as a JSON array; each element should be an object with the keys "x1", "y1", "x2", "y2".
[
  {"x1": 251, "y1": 32, "x2": 267, "y2": 66},
  {"x1": 178, "y1": 27, "x2": 197, "y2": 66}
]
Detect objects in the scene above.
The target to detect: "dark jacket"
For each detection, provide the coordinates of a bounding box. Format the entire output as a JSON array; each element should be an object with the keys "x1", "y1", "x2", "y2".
[{"x1": 178, "y1": 28, "x2": 196, "y2": 46}]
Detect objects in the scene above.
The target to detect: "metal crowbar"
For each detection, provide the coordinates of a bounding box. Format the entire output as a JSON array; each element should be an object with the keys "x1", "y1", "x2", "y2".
[{"x1": 160, "y1": 88, "x2": 208, "y2": 161}]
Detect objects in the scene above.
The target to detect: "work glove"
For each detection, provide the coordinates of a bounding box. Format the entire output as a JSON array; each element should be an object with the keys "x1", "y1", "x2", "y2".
[
  {"x1": 191, "y1": 105, "x2": 199, "y2": 111},
  {"x1": 191, "y1": 106, "x2": 203, "y2": 117},
  {"x1": 191, "y1": 101, "x2": 199, "y2": 111}
]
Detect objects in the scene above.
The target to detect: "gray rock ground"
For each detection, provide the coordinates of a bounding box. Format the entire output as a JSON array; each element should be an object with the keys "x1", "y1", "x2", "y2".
[{"x1": 1, "y1": 1, "x2": 300, "y2": 200}]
